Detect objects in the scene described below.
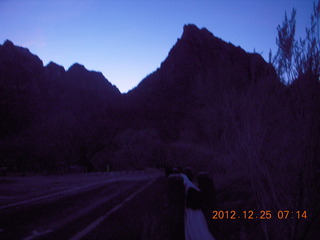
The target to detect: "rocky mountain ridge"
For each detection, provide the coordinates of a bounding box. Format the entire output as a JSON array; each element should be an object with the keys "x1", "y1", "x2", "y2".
[{"x1": 1, "y1": 24, "x2": 318, "y2": 176}]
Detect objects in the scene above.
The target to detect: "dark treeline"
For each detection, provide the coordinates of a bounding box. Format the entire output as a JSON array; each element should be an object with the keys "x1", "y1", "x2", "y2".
[{"x1": 0, "y1": 2, "x2": 319, "y2": 239}]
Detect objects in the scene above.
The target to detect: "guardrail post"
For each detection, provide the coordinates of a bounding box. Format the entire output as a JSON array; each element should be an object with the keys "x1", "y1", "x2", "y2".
[
  {"x1": 198, "y1": 172, "x2": 219, "y2": 238},
  {"x1": 167, "y1": 174, "x2": 185, "y2": 240}
]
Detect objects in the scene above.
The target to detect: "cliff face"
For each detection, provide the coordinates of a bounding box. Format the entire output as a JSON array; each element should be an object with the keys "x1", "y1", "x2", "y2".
[
  {"x1": 0, "y1": 40, "x2": 122, "y2": 170},
  {"x1": 130, "y1": 24, "x2": 277, "y2": 96},
  {"x1": 125, "y1": 24, "x2": 279, "y2": 140},
  {"x1": 66, "y1": 63, "x2": 120, "y2": 97},
  {"x1": 0, "y1": 40, "x2": 46, "y2": 135},
  {"x1": 0, "y1": 24, "x2": 294, "y2": 173},
  {"x1": 0, "y1": 41, "x2": 120, "y2": 137}
]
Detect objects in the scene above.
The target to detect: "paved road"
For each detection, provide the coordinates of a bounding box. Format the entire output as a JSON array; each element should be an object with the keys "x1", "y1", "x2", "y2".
[{"x1": 0, "y1": 171, "x2": 162, "y2": 240}]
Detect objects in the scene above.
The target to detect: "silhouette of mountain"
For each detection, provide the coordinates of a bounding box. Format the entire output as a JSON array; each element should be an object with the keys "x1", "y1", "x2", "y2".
[
  {"x1": 125, "y1": 24, "x2": 279, "y2": 140},
  {"x1": 0, "y1": 40, "x2": 121, "y2": 172},
  {"x1": 0, "y1": 24, "x2": 318, "y2": 179},
  {"x1": 0, "y1": 40, "x2": 45, "y2": 136},
  {"x1": 66, "y1": 63, "x2": 120, "y2": 96},
  {"x1": 0, "y1": 41, "x2": 120, "y2": 136}
]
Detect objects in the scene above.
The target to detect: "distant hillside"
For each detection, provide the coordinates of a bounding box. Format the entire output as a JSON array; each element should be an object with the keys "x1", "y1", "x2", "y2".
[
  {"x1": 0, "y1": 40, "x2": 121, "y2": 172},
  {"x1": 0, "y1": 24, "x2": 318, "y2": 175},
  {"x1": 125, "y1": 24, "x2": 280, "y2": 141}
]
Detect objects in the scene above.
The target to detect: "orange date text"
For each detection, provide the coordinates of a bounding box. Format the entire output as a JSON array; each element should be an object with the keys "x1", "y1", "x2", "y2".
[{"x1": 212, "y1": 210, "x2": 307, "y2": 220}]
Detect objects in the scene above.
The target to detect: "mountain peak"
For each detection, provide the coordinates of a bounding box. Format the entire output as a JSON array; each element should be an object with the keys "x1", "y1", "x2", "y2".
[
  {"x1": 181, "y1": 24, "x2": 213, "y2": 42},
  {"x1": 183, "y1": 24, "x2": 200, "y2": 33},
  {"x1": 3, "y1": 39, "x2": 14, "y2": 48},
  {"x1": 68, "y1": 63, "x2": 86, "y2": 72},
  {"x1": 0, "y1": 39, "x2": 43, "y2": 70},
  {"x1": 132, "y1": 23, "x2": 278, "y2": 109},
  {"x1": 47, "y1": 61, "x2": 65, "y2": 71}
]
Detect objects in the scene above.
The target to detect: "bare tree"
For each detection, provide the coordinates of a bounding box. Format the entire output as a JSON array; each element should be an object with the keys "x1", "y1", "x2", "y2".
[
  {"x1": 273, "y1": 9, "x2": 297, "y2": 83},
  {"x1": 273, "y1": 1, "x2": 320, "y2": 82}
]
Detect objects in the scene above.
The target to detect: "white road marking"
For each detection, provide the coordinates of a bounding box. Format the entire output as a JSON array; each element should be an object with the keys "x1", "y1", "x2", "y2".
[
  {"x1": 69, "y1": 177, "x2": 158, "y2": 240},
  {"x1": 0, "y1": 176, "x2": 151, "y2": 210},
  {"x1": 21, "y1": 184, "x2": 125, "y2": 240},
  {"x1": 0, "y1": 182, "x2": 104, "y2": 210},
  {"x1": 23, "y1": 179, "x2": 154, "y2": 240},
  {"x1": 22, "y1": 229, "x2": 53, "y2": 240}
]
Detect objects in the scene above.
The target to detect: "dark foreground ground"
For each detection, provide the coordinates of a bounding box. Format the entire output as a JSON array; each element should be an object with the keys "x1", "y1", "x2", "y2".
[
  {"x1": 0, "y1": 171, "x2": 179, "y2": 240},
  {"x1": 1, "y1": 171, "x2": 317, "y2": 240}
]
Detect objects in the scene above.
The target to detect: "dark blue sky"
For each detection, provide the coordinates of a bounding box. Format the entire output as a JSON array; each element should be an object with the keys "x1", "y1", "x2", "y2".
[{"x1": 0, "y1": 0, "x2": 314, "y2": 92}]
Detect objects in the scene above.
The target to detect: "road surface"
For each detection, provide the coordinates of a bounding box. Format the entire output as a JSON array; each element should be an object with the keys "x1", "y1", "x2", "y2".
[{"x1": 0, "y1": 171, "x2": 164, "y2": 240}]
